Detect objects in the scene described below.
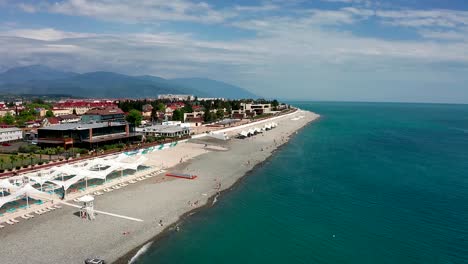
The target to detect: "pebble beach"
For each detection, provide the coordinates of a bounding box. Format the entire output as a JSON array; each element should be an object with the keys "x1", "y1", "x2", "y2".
[{"x1": 0, "y1": 110, "x2": 319, "y2": 264}]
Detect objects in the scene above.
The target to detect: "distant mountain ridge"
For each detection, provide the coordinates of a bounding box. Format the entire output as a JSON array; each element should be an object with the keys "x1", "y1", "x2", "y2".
[
  {"x1": 0, "y1": 65, "x2": 77, "y2": 84},
  {"x1": 0, "y1": 65, "x2": 257, "y2": 99}
]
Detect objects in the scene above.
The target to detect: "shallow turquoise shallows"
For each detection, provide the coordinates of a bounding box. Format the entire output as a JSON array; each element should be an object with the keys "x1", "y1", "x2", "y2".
[{"x1": 137, "y1": 102, "x2": 468, "y2": 264}]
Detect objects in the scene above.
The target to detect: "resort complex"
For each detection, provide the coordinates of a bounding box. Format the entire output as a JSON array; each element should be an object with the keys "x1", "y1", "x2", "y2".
[{"x1": 0, "y1": 97, "x2": 318, "y2": 263}]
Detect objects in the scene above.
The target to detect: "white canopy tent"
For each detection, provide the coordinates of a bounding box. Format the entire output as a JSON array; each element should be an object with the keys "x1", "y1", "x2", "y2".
[
  {"x1": 47, "y1": 155, "x2": 147, "y2": 191},
  {"x1": 0, "y1": 184, "x2": 50, "y2": 209}
]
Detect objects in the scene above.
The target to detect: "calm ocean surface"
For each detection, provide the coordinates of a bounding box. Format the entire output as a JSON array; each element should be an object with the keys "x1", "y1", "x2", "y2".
[{"x1": 137, "y1": 102, "x2": 468, "y2": 264}]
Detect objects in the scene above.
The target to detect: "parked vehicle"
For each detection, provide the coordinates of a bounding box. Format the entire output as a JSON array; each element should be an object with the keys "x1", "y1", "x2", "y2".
[{"x1": 84, "y1": 258, "x2": 105, "y2": 264}]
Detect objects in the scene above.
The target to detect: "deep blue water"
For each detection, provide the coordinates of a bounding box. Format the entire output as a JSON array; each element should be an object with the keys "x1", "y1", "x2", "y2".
[{"x1": 136, "y1": 102, "x2": 468, "y2": 264}]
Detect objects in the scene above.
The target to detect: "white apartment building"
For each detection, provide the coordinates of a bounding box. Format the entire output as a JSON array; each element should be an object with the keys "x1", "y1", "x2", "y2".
[{"x1": 158, "y1": 94, "x2": 195, "y2": 101}]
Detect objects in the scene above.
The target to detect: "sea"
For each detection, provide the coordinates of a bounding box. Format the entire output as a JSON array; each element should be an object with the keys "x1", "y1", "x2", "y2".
[{"x1": 135, "y1": 102, "x2": 468, "y2": 264}]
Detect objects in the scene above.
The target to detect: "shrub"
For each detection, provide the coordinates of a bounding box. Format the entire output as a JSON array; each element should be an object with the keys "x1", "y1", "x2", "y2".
[
  {"x1": 18, "y1": 145, "x2": 40, "y2": 153},
  {"x1": 15, "y1": 166, "x2": 21, "y2": 170}
]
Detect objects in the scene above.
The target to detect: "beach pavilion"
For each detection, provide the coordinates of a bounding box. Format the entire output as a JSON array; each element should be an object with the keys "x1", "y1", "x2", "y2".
[
  {"x1": 27, "y1": 155, "x2": 148, "y2": 196},
  {"x1": 0, "y1": 183, "x2": 51, "y2": 210}
]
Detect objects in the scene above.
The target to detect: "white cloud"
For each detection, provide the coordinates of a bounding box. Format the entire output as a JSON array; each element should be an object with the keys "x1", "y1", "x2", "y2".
[
  {"x1": 2, "y1": 28, "x2": 96, "y2": 41},
  {"x1": 44, "y1": 0, "x2": 229, "y2": 24},
  {"x1": 234, "y1": 4, "x2": 279, "y2": 12},
  {"x1": 2, "y1": 1, "x2": 468, "y2": 102}
]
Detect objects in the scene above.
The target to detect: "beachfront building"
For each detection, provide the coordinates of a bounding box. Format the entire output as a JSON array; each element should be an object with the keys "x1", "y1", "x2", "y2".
[
  {"x1": 0, "y1": 127, "x2": 22, "y2": 143},
  {"x1": 81, "y1": 107, "x2": 125, "y2": 123},
  {"x1": 251, "y1": 104, "x2": 272, "y2": 115},
  {"x1": 37, "y1": 122, "x2": 139, "y2": 149},
  {"x1": 136, "y1": 125, "x2": 190, "y2": 138}
]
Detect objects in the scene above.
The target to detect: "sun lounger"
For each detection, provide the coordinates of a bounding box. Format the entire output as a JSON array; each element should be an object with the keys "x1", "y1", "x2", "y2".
[
  {"x1": 6, "y1": 220, "x2": 15, "y2": 225},
  {"x1": 129, "y1": 180, "x2": 137, "y2": 184},
  {"x1": 53, "y1": 205, "x2": 62, "y2": 209},
  {"x1": 26, "y1": 214, "x2": 34, "y2": 218},
  {"x1": 42, "y1": 208, "x2": 50, "y2": 212},
  {"x1": 73, "y1": 198, "x2": 80, "y2": 202},
  {"x1": 21, "y1": 215, "x2": 30, "y2": 220},
  {"x1": 144, "y1": 175, "x2": 151, "y2": 178},
  {"x1": 11, "y1": 218, "x2": 19, "y2": 223},
  {"x1": 0, "y1": 224, "x2": 5, "y2": 229},
  {"x1": 34, "y1": 210, "x2": 43, "y2": 215},
  {"x1": 112, "y1": 186, "x2": 120, "y2": 190},
  {"x1": 47, "y1": 207, "x2": 56, "y2": 211},
  {"x1": 103, "y1": 188, "x2": 112, "y2": 192}
]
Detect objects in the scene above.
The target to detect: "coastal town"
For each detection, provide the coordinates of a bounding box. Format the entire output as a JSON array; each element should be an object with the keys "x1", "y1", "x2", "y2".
[
  {"x1": 0, "y1": 93, "x2": 318, "y2": 263},
  {"x1": 0, "y1": 95, "x2": 286, "y2": 169}
]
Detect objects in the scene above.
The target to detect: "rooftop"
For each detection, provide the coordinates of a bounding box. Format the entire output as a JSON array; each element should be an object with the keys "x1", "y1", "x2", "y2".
[
  {"x1": 84, "y1": 107, "x2": 124, "y2": 116},
  {"x1": 0, "y1": 127, "x2": 22, "y2": 132},
  {"x1": 137, "y1": 125, "x2": 189, "y2": 133},
  {"x1": 39, "y1": 122, "x2": 127, "y2": 131}
]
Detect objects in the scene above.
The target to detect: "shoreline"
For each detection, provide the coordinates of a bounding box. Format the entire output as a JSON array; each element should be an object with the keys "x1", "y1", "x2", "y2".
[
  {"x1": 115, "y1": 112, "x2": 319, "y2": 263},
  {"x1": 0, "y1": 109, "x2": 319, "y2": 264}
]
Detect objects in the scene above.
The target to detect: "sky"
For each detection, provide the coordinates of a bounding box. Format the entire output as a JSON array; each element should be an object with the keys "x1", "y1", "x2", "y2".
[{"x1": 0, "y1": 0, "x2": 468, "y2": 103}]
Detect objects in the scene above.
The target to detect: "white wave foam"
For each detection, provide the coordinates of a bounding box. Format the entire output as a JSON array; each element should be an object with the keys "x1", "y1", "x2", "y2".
[{"x1": 129, "y1": 241, "x2": 153, "y2": 264}]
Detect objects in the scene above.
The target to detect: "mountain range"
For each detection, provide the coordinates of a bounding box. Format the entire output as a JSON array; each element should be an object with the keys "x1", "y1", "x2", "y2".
[{"x1": 0, "y1": 65, "x2": 257, "y2": 99}]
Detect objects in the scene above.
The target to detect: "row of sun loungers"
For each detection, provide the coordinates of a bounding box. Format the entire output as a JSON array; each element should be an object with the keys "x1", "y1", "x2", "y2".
[
  {"x1": 34, "y1": 204, "x2": 62, "y2": 215},
  {"x1": 1, "y1": 204, "x2": 63, "y2": 228},
  {"x1": 71, "y1": 169, "x2": 167, "y2": 201}
]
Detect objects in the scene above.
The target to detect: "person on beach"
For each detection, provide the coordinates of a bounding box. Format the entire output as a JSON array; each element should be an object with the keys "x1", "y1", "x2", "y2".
[{"x1": 159, "y1": 219, "x2": 163, "y2": 226}]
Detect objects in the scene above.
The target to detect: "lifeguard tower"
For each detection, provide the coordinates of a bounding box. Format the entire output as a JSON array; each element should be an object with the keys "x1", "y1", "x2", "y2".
[{"x1": 78, "y1": 195, "x2": 96, "y2": 220}]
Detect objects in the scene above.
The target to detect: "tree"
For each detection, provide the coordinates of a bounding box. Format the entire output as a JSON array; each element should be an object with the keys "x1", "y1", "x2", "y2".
[
  {"x1": 18, "y1": 154, "x2": 26, "y2": 167},
  {"x1": 155, "y1": 102, "x2": 166, "y2": 112},
  {"x1": 45, "y1": 110, "x2": 54, "y2": 117},
  {"x1": 126, "y1": 109, "x2": 142, "y2": 126},
  {"x1": 216, "y1": 109, "x2": 225, "y2": 120},
  {"x1": 35, "y1": 149, "x2": 43, "y2": 162},
  {"x1": 0, "y1": 159, "x2": 4, "y2": 170},
  {"x1": 56, "y1": 146, "x2": 65, "y2": 157},
  {"x1": 45, "y1": 148, "x2": 56, "y2": 160},
  {"x1": 172, "y1": 109, "x2": 184, "y2": 121},
  {"x1": 182, "y1": 102, "x2": 193, "y2": 113},
  {"x1": 203, "y1": 109, "x2": 216, "y2": 123},
  {"x1": 9, "y1": 155, "x2": 17, "y2": 168},
  {"x1": 272, "y1": 99, "x2": 279, "y2": 110},
  {"x1": 27, "y1": 153, "x2": 35, "y2": 166},
  {"x1": 3, "y1": 113, "x2": 15, "y2": 125}
]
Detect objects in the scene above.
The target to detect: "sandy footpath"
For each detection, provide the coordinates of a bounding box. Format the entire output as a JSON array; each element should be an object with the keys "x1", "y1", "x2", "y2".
[{"x1": 0, "y1": 110, "x2": 319, "y2": 264}]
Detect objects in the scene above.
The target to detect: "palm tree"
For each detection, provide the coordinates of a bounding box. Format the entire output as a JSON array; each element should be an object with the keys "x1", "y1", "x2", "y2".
[
  {"x1": 27, "y1": 153, "x2": 35, "y2": 166},
  {"x1": 18, "y1": 154, "x2": 27, "y2": 167},
  {"x1": 35, "y1": 149, "x2": 43, "y2": 162},
  {"x1": 46, "y1": 148, "x2": 55, "y2": 161},
  {"x1": 56, "y1": 146, "x2": 65, "y2": 159},
  {"x1": 9, "y1": 155, "x2": 17, "y2": 169}
]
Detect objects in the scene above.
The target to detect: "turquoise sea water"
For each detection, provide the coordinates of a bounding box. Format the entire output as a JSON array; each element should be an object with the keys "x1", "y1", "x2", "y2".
[{"x1": 136, "y1": 102, "x2": 468, "y2": 264}]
